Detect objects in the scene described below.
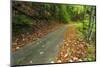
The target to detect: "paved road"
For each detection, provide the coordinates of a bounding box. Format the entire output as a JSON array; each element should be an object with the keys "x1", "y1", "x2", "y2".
[{"x1": 12, "y1": 25, "x2": 66, "y2": 66}]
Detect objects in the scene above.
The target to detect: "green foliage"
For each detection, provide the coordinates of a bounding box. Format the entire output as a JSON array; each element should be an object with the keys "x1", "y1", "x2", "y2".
[
  {"x1": 58, "y1": 5, "x2": 70, "y2": 23},
  {"x1": 12, "y1": 13, "x2": 34, "y2": 34},
  {"x1": 76, "y1": 23, "x2": 84, "y2": 39},
  {"x1": 13, "y1": 14, "x2": 33, "y2": 25},
  {"x1": 87, "y1": 45, "x2": 96, "y2": 61}
]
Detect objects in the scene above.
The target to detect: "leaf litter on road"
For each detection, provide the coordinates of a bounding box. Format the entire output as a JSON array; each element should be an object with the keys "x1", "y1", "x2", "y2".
[{"x1": 55, "y1": 25, "x2": 89, "y2": 63}]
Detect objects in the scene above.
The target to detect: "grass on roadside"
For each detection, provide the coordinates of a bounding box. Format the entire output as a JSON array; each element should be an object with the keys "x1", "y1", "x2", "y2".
[{"x1": 87, "y1": 45, "x2": 96, "y2": 61}]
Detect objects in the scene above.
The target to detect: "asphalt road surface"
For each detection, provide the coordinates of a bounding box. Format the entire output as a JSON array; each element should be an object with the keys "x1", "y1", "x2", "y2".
[{"x1": 12, "y1": 25, "x2": 66, "y2": 66}]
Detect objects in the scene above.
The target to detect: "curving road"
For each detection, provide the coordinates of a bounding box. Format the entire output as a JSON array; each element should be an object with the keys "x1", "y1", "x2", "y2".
[{"x1": 12, "y1": 25, "x2": 67, "y2": 66}]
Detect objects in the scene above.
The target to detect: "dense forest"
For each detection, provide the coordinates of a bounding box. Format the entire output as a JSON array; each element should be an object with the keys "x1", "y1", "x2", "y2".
[{"x1": 12, "y1": 1, "x2": 96, "y2": 65}]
